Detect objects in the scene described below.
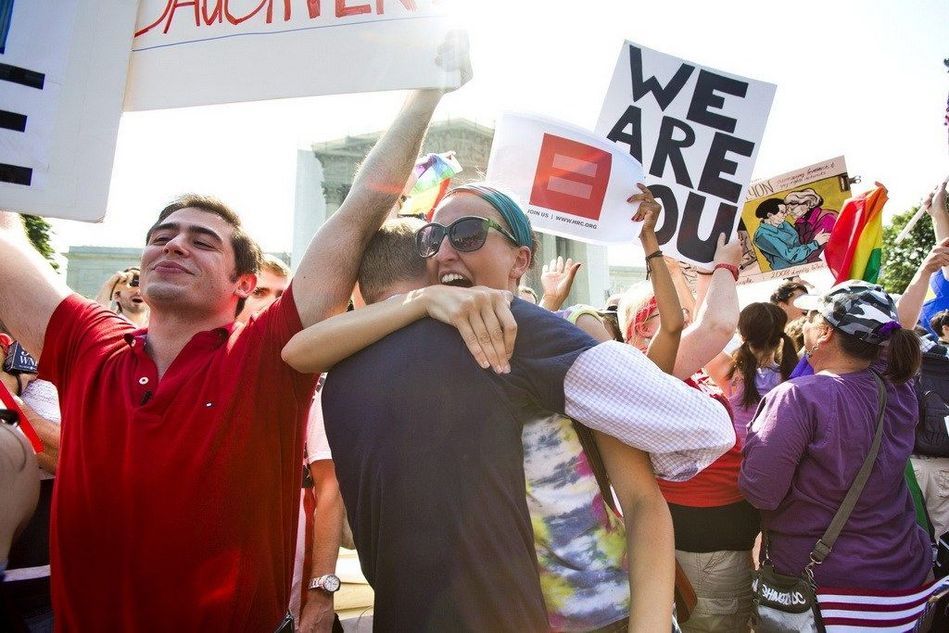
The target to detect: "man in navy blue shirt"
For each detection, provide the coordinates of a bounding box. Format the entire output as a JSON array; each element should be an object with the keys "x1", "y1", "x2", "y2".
[{"x1": 300, "y1": 218, "x2": 732, "y2": 633}]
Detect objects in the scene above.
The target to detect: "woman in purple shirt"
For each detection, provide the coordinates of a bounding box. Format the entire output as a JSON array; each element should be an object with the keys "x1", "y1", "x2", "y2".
[{"x1": 739, "y1": 281, "x2": 931, "y2": 590}]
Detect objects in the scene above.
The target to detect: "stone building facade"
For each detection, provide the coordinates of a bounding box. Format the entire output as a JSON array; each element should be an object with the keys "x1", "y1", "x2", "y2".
[{"x1": 293, "y1": 119, "x2": 616, "y2": 307}]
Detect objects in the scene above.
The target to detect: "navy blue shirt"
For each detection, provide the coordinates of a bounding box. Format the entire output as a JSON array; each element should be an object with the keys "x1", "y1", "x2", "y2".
[{"x1": 322, "y1": 300, "x2": 595, "y2": 632}]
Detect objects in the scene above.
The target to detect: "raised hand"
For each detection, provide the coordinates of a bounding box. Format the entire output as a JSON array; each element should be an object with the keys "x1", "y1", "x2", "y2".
[
  {"x1": 921, "y1": 238, "x2": 949, "y2": 274},
  {"x1": 539, "y1": 256, "x2": 581, "y2": 312},
  {"x1": 713, "y1": 234, "x2": 742, "y2": 267},
  {"x1": 628, "y1": 183, "x2": 662, "y2": 252},
  {"x1": 923, "y1": 176, "x2": 949, "y2": 218},
  {"x1": 436, "y1": 30, "x2": 473, "y2": 90}
]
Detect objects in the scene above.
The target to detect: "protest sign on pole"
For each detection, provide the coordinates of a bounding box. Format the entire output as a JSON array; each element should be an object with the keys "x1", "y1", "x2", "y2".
[
  {"x1": 595, "y1": 41, "x2": 776, "y2": 268},
  {"x1": 0, "y1": 0, "x2": 136, "y2": 222},
  {"x1": 737, "y1": 156, "x2": 850, "y2": 285},
  {"x1": 125, "y1": 0, "x2": 462, "y2": 111},
  {"x1": 485, "y1": 112, "x2": 645, "y2": 246}
]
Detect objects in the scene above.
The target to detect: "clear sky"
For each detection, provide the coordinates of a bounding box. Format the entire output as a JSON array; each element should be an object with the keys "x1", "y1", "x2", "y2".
[{"x1": 49, "y1": 0, "x2": 949, "y2": 270}]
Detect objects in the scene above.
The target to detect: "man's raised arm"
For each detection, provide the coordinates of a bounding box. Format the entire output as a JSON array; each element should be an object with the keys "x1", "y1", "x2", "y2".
[
  {"x1": 292, "y1": 32, "x2": 470, "y2": 328},
  {"x1": 0, "y1": 212, "x2": 71, "y2": 358},
  {"x1": 292, "y1": 89, "x2": 447, "y2": 328}
]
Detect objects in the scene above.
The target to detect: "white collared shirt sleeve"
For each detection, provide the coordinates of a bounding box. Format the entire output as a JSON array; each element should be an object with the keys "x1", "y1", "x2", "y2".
[
  {"x1": 563, "y1": 341, "x2": 734, "y2": 481},
  {"x1": 306, "y1": 386, "x2": 332, "y2": 463}
]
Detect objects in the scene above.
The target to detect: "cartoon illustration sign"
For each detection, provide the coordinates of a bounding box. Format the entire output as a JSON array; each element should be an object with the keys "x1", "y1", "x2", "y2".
[
  {"x1": 485, "y1": 112, "x2": 645, "y2": 245},
  {"x1": 595, "y1": 41, "x2": 776, "y2": 269},
  {"x1": 737, "y1": 156, "x2": 850, "y2": 284}
]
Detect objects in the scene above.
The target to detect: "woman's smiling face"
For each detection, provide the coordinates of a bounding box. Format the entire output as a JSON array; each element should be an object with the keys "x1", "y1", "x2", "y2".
[{"x1": 428, "y1": 194, "x2": 531, "y2": 292}]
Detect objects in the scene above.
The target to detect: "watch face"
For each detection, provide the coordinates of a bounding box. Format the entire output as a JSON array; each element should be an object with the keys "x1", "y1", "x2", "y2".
[{"x1": 323, "y1": 575, "x2": 341, "y2": 592}]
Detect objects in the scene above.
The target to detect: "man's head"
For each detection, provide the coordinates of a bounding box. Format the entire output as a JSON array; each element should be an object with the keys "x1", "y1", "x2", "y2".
[
  {"x1": 770, "y1": 279, "x2": 808, "y2": 321},
  {"x1": 142, "y1": 194, "x2": 263, "y2": 319},
  {"x1": 930, "y1": 310, "x2": 949, "y2": 342},
  {"x1": 796, "y1": 281, "x2": 920, "y2": 384},
  {"x1": 423, "y1": 184, "x2": 536, "y2": 292},
  {"x1": 357, "y1": 218, "x2": 429, "y2": 305},
  {"x1": 237, "y1": 255, "x2": 290, "y2": 323}
]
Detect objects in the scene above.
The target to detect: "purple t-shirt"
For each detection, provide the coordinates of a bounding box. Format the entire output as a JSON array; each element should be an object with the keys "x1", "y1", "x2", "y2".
[
  {"x1": 739, "y1": 367, "x2": 931, "y2": 589},
  {"x1": 727, "y1": 365, "x2": 783, "y2": 446}
]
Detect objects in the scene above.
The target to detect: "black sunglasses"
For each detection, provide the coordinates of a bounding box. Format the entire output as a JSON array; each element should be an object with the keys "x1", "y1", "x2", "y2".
[{"x1": 415, "y1": 216, "x2": 519, "y2": 258}]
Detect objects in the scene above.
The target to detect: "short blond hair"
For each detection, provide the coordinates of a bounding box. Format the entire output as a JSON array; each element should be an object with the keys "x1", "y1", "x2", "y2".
[
  {"x1": 260, "y1": 254, "x2": 290, "y2": 278},
  {"x1": 358, "y1": 218, "x2": 427, "y2": 305}
]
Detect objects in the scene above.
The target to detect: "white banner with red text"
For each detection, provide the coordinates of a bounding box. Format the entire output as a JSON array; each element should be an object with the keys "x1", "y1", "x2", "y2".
[{"x1": 125, "y1": 0, "x2": 462, "y2": 111}]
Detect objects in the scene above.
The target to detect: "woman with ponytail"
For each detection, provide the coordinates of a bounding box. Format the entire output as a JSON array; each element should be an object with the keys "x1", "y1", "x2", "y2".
[
  {"x1": 618, "y1": 240, "x2": 765, "y2": 633},
  {"x1": 707, "y1": 303, "x2": 796, "y2": 445},
  {"x1": 741, "y1": 282, "x2": 936, "y2": 627}
]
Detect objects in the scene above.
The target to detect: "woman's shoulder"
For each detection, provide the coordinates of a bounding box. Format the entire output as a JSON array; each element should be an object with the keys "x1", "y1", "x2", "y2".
[{"x1": 763, "y1": 372, "x2": 836, "y2": 404}]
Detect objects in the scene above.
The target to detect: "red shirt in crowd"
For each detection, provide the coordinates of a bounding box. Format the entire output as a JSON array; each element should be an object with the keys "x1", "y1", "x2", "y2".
[
  {"x1": 39, "y1": 288, "x2": 316, "y2": 632},
  {"x1": 657, "y1": 374, "x2": 744, "y2": 507}
]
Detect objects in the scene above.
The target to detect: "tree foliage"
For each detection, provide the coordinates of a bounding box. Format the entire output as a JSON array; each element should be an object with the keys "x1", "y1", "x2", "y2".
[
  {"x1": 879, "y1": 206, "x2": 933, "y2": 294},
  {"x1": 22, "y1": 214, "x2": 59, "y2": 271}
]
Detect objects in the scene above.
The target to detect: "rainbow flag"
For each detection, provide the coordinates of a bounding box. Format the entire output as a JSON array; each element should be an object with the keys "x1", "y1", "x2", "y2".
[
  {"x1": 824, "y1": 185, "x2": 887, "y2": 283},
  {"x1": 399, "y1": 152, "x2": 463, "y2": 219}
]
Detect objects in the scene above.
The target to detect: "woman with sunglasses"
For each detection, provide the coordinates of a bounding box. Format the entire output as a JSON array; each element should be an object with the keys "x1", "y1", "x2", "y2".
[{"x1": 284, "y1": 182, "x2": 737, "y2": 633}]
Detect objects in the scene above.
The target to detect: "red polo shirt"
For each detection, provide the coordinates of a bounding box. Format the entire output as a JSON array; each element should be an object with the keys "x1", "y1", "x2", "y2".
[{"x1": 39, "y1": 287, "x2": 316, "y2": 632}]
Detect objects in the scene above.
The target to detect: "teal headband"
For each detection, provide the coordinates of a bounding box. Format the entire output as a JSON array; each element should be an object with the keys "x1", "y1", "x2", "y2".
[{"x1": 447, "y1": 184, "x2": 534, "y2": 248}]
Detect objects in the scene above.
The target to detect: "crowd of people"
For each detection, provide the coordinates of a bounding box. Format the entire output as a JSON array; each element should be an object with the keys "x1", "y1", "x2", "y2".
[{"x1": 1, "y1": 64, "x2": 949, "y2": 633}]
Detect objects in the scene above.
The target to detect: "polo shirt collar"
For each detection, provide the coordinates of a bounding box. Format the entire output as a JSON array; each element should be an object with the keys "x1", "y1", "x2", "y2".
[{"x1": 124, "y1": 322, "x2": 238, "y2": 353}]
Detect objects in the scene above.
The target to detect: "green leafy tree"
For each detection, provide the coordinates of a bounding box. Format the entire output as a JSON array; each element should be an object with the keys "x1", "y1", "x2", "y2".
[
  {"x1": 879, "y1": 206, "x2": 933, "y2": 294},
  {"x1": 22, "y1": 214, "x2": 59, "y2": 271}
]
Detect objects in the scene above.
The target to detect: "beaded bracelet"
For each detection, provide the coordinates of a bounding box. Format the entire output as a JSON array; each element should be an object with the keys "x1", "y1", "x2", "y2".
[{"x1": 644, "y1": 250, "x2": 663, "y2": 279}]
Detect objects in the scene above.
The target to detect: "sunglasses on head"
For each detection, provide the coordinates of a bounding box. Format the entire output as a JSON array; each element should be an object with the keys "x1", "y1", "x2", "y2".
[{"x1": 415, "y1": 216, "x2": 518, "y2": 258}]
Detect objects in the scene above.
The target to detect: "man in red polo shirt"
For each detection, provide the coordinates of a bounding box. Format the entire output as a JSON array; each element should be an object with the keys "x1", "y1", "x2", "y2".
[{"x1": 0, "y1": 76, "x2": 466, "y2": 629}]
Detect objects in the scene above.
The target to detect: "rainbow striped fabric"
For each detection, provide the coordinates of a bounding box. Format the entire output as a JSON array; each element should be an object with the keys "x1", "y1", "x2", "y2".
[
  {"x1": 825, "y1": 185, "x2": 888, "y2": 283},
  {"x1": 817, "y1": 576, "x2": 949, "y2": 632}
]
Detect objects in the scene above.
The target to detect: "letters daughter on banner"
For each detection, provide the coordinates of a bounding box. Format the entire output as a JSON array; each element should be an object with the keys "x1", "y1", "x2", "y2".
[{"x1": 595, "y1": 41, "x2": 776, "y2": 268}]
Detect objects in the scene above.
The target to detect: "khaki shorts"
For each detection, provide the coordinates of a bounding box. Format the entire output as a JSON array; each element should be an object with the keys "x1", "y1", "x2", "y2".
[{"x1": 676, "y1": 549, "x2": 753, "y2": 633}]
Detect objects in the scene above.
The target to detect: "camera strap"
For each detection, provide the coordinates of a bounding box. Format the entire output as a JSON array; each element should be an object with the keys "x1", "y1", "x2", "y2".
[{"x1": 0, "y1": 379, "x2": 43, "y2": 453}]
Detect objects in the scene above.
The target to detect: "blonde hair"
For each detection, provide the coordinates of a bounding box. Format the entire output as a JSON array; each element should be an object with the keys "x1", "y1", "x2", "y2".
[
  {"x1": 783, "y1": 188, "x2": 822, "y2": 209},
  {"x1": 260, "y1": 254, "x2": 290, "y2": 278}
]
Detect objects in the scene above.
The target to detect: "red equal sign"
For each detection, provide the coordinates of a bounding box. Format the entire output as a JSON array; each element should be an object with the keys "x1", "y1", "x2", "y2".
[{"x1": 529, "y1": 134, "x2": 612, "y2": 222}]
